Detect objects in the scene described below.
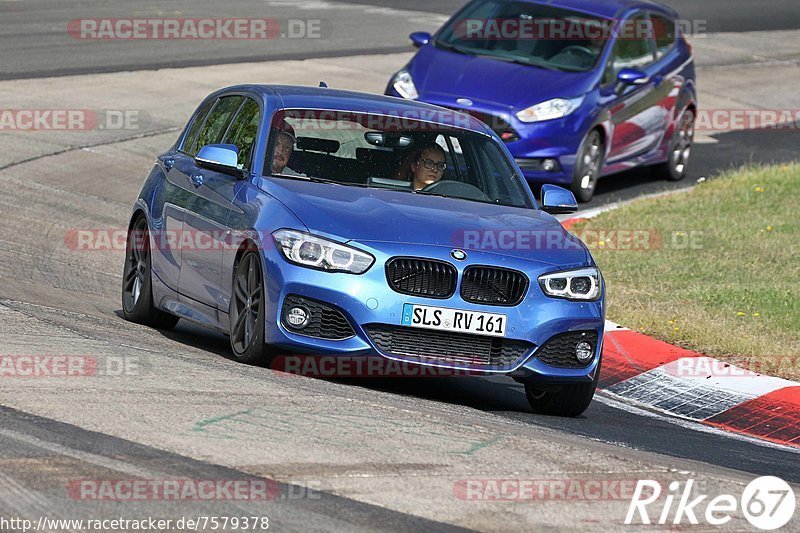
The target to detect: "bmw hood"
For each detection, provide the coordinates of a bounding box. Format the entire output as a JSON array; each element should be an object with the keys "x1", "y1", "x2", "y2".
[
  {"x1": 407, "y1": 45, "x2": 595, "y2": 111},
  {"x1": 257, "y1": 177, "x2": 591, "y2": 267}
]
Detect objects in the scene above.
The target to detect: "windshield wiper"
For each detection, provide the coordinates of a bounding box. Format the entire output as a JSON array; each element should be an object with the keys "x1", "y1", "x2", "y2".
[
  {"x1": 483, "y1": 54, "x2": 564, "y2": 71},
  {"x1": 434, "y1": 40, "x2": 477, "y2": 55},
  {"x1": 272, "y1": 174, "x2": 368, "y2": 187},
  {"x1": 414, "y1": 190, "x2": 450, "y2": 199},
  {"x1": 415, "y1": 190, "x2": 517, "y2": 207}
]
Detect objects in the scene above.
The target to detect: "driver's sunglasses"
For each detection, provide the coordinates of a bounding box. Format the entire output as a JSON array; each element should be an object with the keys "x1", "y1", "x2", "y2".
[{"x1": 421, "y1": 158, "x2": 447, "y2": 172}]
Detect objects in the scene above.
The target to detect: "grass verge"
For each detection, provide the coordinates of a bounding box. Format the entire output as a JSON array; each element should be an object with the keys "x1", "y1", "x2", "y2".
[{"x1": 574, "y1": 163, "x2": 800, "y2": 380}]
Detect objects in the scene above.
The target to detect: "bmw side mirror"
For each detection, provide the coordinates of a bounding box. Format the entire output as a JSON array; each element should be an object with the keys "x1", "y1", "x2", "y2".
[
  {"x1": 195, "y1": 144, "x2": 243, "y2": 178},
  {"x1": 410, "y1": 31, "x2": 431, "y2": 48},
  {"x1": 617, "y1": 68, "x2": 650, "y2": 85},
  {"x1": 540, "y1": 184, "x2": 578, "y2": 214}
]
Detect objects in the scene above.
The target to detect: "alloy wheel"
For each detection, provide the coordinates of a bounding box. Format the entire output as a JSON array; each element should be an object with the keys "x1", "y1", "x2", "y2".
[
  {"x1": 671, "y1": 110, "x2": 695, "y2": 176},
  {"x1": 231, "y1": 253, "x2": 262, "y2": 354},
  {"x1": 123, "y1": 217, "x2": 148, "y2": 312}
]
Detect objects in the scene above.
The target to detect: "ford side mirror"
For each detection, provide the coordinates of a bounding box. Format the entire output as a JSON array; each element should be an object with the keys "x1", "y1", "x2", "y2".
[
  {"x1": 540, "y1": 184, "x2": 578, "y2": 214},
  {"x1": 617, "y1": 68, "x2": 650, "y2": 85},
  {"x1": 195, "y1": 144, "x2": 243, "y2": 178},
  {"x1": 410, "y1": 31, "x2": 431, "y2": 48}
]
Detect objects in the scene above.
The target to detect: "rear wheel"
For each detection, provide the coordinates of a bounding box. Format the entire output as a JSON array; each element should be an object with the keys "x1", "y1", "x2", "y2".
[
  {"x1": 651, "y1": 108, "x2": 695, "y2": 181},
  {"x1": 524, "y1": 372, "x2": 599, "y2": 417},
  {"x1": 228, "y1": 250, "x2": 274, "y2": 366},
  {"x1": 121, "y1": 216, "x2": 179, "y2": 330},
  {"x1": 570, "y1": 130, "x2": 604, "y2": 202}
]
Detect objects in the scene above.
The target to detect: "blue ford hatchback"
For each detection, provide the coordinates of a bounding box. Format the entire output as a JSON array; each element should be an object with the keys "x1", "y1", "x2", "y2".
[
  {"x1": 386, "y1": 0, "x2": 697, "y2": 201},
  {"x1": 123, "y1": 85, "x2": 605, "y2": 416}
]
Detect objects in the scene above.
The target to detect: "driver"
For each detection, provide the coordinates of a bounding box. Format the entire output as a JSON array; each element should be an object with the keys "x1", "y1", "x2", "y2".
[
  {"x1": 396, "y1": 143, "x2": 447, "y2": 191},
  {"x1": 270, "y1": 121, "x2": 305, "y2": 177}
]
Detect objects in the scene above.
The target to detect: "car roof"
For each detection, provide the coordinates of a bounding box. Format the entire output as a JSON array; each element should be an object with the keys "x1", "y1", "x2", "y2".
[
  {"x1": 506, "y1": 0, "x2": 678, "y2": 20},
  {"x1": 213, "y1": 84, "x2": 492, "y2": 134}
]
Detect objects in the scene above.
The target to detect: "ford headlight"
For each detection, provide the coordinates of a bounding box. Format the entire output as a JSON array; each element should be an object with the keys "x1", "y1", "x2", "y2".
[
  {"x1": 273, "y1": 230, "x2": 374, "y2": 274},
  {"x1": 392, "y1": 70, "x2": 419, "y2": 100},
  {"x1": 539, "y1": 267, "x2": 602, "y2": 300},
  {"x1": 516, "y1": 97, "x2": 584, "y2": 123}
]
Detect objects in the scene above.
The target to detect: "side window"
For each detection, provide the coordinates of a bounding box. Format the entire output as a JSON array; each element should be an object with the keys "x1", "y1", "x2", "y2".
[
  {"x1": 651, "y1": 14, "x2": 676, "y2": 59},
  {"x1": 604, "y1": 14, "x2": 655, "y2": 83},
  {"x1": 181, "y1": 100, "x2": 214, "y2": 156},
  {"x1": 222, "y1": 99, "x2": 260, "y2": 170},
  {"x1": 189, "y1": 96, "x2": 243, "y2": 155}
]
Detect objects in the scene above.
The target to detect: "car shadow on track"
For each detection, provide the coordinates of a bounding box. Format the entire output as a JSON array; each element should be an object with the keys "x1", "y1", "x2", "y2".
[
  {"x1": 116, "y1": 310, "x2": 540, "y2": 414},
  {"x1": 114, "y1": 309, "x2": 235, "y2": 359},
  {"x1": 333, "y1": 375, "x2": 535, "y2": 412},
  {"x1": 161, "y1": 320, "x2": 234, "y2": 358}
]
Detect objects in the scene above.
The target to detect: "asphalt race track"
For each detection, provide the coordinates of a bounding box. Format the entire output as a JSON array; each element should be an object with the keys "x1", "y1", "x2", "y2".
[{"x1": 0, "y1": 1, "x2": 799, "y2": 531}]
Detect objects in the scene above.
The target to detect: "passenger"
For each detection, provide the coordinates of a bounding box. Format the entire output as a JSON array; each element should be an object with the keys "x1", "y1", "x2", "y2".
[{"x1": 393, "y1": 143, "x2": 447, "y2": 191}]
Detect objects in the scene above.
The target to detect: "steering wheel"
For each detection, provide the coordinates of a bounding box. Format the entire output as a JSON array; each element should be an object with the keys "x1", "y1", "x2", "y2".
[{"x1": 420, "y1": 180, "x2": 492, "y2": 203}]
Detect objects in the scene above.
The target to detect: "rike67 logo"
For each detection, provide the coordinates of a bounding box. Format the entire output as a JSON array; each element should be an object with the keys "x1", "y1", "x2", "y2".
[{"x1": 626, "y1": 476, "x2": 796, "y2": 530}]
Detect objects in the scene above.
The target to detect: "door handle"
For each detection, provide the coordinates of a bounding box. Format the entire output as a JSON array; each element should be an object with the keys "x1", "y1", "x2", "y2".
[{"x1": 190, "y1": 173, "x2": 204, "y2": 187}]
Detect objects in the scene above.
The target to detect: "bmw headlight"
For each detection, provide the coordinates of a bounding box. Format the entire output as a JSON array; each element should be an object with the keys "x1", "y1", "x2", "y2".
[
  {"x1": 539, "y1": 267, "x2": 602, "y2": 301},
  {"x1": 273, "y1": 230, "x2": 374, "y2": 274},
  {"x1": 392, "y1": 70, "x2": 419, "y2": 100},
  {"x1": 516, "y1": 97, "x2": 584, "y2": 123}
]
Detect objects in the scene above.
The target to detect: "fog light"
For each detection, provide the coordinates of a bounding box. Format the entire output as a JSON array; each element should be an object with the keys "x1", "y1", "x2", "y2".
[
  {"x1": 542, "y1": 158, "x2": 558, "y2": 172},
  {"x1": 575, "y1": 341, "x2": 593, "y2": 362},
  {"x1": 285, "y1": 306, "x2": 309, "y2": 329}
]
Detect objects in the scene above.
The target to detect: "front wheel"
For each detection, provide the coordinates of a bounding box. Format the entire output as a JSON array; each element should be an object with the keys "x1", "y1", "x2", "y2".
[
  {"x1": 121, "y1": 216, "x2": 179, "y2": 330},
  {"x1": 570, "y1": 130, "x2": 604, "y2": 202},
  {"x1": 651, "y1": 108, "x2": 695, "y2": 181},
  {"x1": 524, "y1": 374, "x2": 598, "y2": 417},
  {"x1": 228, "y1": 250, "x2": 274, "y2": 366}
]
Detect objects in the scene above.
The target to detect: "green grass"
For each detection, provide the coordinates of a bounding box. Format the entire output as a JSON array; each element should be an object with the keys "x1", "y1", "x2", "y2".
[{"x1": 575, "y1": 163, "x2": 800, "y2": 380}]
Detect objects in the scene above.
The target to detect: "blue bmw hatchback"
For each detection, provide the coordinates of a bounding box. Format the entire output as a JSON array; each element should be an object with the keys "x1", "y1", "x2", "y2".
[
  {"x1": 386, "y1": 0, "x2": 697, "y2": 201},
  {"x1": 123, "y1": 85, "x2": 605, "y2": 416}
]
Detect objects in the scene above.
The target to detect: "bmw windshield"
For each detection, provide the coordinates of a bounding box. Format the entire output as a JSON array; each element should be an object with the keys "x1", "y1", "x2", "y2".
[{"x1": 266, "y1": 109, "x2": 534, "y2": 209}]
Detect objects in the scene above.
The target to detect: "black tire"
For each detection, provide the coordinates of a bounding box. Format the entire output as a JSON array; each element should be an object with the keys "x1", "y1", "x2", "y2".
[
  {"x1": 121, "y1": 216, "x2": 180, "y2": 330},
  {"x1": 570, "y1": 130, "x2": 604, "y2": 202},
  {"x1": 524, "y1": 371, "x2": 599, "y2": 417},
  {"x1": 228, "y1": 250, "x2": 274, "y2": 366},
  {"x1": 651, "y1": 108, "x2": 695, "y2": 181}
]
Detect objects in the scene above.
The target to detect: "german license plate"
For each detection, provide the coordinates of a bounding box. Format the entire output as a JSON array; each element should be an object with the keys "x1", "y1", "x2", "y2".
[{"x1": 400, "y1": 303, "x2": 507, "y2": 337}]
